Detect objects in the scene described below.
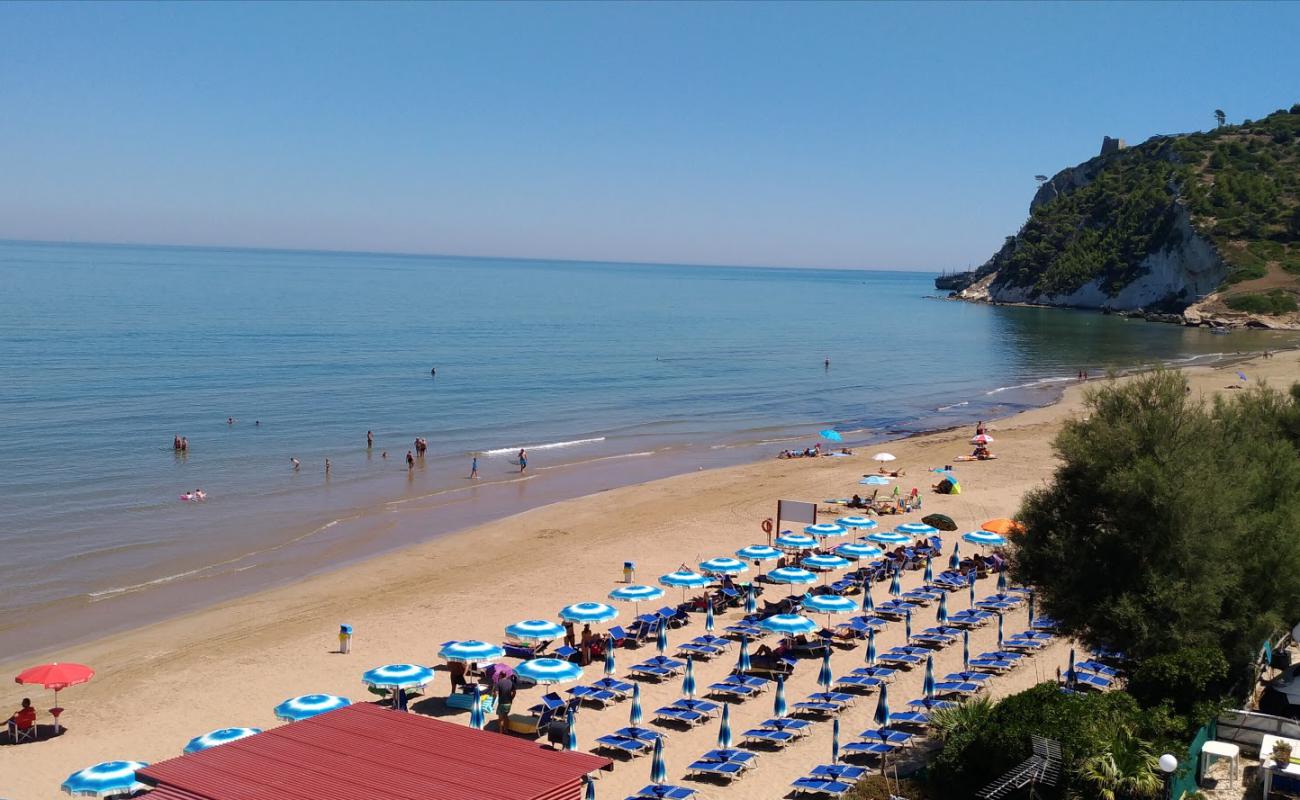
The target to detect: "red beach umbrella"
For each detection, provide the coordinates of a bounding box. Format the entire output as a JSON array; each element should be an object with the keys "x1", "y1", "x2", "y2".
[{"x1": 15, "y1": 662, "x2": 94, "y2": 727}]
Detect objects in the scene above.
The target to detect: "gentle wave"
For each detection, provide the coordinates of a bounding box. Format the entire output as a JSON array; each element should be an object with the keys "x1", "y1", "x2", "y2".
[
  {"x1": 985, "y1": 376, "x2": 1075, "y2": 396},
  {"x1": 936, "y1": 401, "x2": 970, "y2": 411},
  {"x1": 535, "y1": 451, "x2": 655, "y2": 469},
  {"x1": 480, "y1": 437, "x2": 606, "y2": 456}
]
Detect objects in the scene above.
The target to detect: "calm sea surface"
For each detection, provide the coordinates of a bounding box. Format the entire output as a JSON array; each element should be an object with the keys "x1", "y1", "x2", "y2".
[{"x1": 1, "y1": 240, "x2": 1293, "y2": 656}]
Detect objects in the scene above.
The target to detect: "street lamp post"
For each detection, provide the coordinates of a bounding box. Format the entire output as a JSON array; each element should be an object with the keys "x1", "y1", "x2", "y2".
[{"x1": 1159, "y1": 753, "x2": 1178, "y2": 800}]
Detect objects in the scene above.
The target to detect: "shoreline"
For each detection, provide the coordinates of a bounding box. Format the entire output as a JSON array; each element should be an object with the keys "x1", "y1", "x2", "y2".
[{"x1": 3, "y1": 351, "x2": 1298, "y2": 800}]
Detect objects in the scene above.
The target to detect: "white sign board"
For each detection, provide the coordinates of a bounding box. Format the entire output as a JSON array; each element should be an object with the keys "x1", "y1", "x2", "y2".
[{"x1": 777, "y1": 499, "x2": 817, "y2": 525}]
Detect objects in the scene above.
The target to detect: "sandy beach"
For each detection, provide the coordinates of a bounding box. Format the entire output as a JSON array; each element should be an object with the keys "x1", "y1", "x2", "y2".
[{"x1": 4, "y1": 351, "x2": 1299, "y2": 800}]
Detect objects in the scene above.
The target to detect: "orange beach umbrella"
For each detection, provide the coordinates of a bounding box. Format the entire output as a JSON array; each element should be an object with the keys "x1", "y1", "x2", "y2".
[{"x1": 980, "y1": 518, "x2": 1024, "y2": 536}]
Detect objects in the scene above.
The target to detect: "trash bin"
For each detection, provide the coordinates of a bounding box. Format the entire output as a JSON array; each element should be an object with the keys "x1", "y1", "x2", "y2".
[
  {"x1": 623, "y1": 561, "x2": 635, "y2": 583},
  {"x1": 338, "y1": 624, "x2": 353, "y2": 654}
]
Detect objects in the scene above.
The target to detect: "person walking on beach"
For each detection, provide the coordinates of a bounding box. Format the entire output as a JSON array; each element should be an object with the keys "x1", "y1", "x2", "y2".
[
  {"x1": 469, "y1": 457, "x2": 478, "y2": 480},
  {"x1": 518, "y1": 448, "x2": 527, "y2": 473},
  {"x1": 406, "y1": 450, "x2": 415, "y2": 470},
  {"x1": 493, "y1": 670, "x2": 517, "y2": 734},
  {"x1": 367, "y1": 430, "x2": 373, "y2": 449}
]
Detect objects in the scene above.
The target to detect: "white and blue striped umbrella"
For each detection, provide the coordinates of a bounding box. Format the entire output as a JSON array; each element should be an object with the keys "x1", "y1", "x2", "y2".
[
  {"x1": 585, "y1": 776, "x2": 596, "y2": 800},
  {"x1": 507, "y1": 619, "x2": 566, "y2": 642},
  {"x1": 650, "y1": 735, "x2": 667, "y2": 784},
  {"x1": 705, "y1": 603, "x2": 715, "y2": 633},
  {"x1": 969, "y1": 576, "x2": 977, "y2": 608},
  {"x1": 832, "y1": 717, "x2": 841, "y2": 764},
  {"x1": 866, "y1": 628, "x2": 877, "y2": 666},
  {"x1": 937, "y1": 594, "x2": 949, "y2": 625},
  {"x1": 803, "y1": 593, "x2": 859, "y2": 615},
  {"x1": 924, "y1": 655, "x2": 935, "y2": 698},
  {"x1": 805, "y1": 523, "x2": 849, "y2": 538},
  {"x1": 517, "y1": 658, "x2": 584, "y2": 685},
  {"x1": 560, "y1": 602, "x2": 619, "y2": 624},
  {"x1": 774, "y1": 675, "x2": 788, "y2": 718},
  {"x1": 802, "y1": 554, "x2": 851, "y2": 572},
  {"x1": 737, "y1": 636, "x2": 752, "y2": 673},
  {"x1": 949, "y1": 542, "x2": 961, "y2": 570},
  {"x1": 963, "y1": 530, "x2": 1007, "y2": 548},
  {"x1": 682, "y1": 656, "x2": 696, "y2": 699},
  {"x1": 469, "y1": 686, "x2": 485, "y2": 730},
  {"x1": 818, "y1": 650, "x2": 833, "y2": 691},
  {"x1": 736, "y1": 544, "x2": 782, "y2": 561},
  {"x1": 863, "y1": 584, "x2": 875, "y2": 613},
  {"x1": 699, "y1": 557, "x2": 748, "y2": 575},
  {"x1": 745, "y1": 586, "x2": 757, "y2": 614},
  {"x1": 962, "y1": 630, "x2": 971, "y2": 671},
  {"x1": 630, "y1": 682, "x2": 643, "y2": 726},
  {"x1": 439, "y1": 641, "x2": 505, "y2": 663},
  {"x1": 768, "y1": 566, "x2": 817, "y2": 585},
  {"x1": 904, "y1": 610, "x2": 913, "y2": 642},
  {"x1": 566, "y1": 703, "x2": 578, "y2": 751},
  {"x1": 997, "y1": 570, "x2": 1009, "y2": 594},
  {"x1": 868, "y1": 530, "x2": 911, "y2": 545},
  {"x1": 61, "y1": 761, "x2": 149, "y2": 797},
  {"x1": 718, "y1": 702, "x2": 732, "y2": 749},
  {"x1": 896, "y1": 522, "x2": 939, "y2": 537},
  {"x1": 889, "y1": 571, "x2": 902, "y2": 597},
  {"x1": 656, "y1": 622, "x2": 668, "y2": 655},
  {"x1": 659, "y1": 570, "x2": 709, "y2": 589},
  {"x1": 836, "y1": 516, "x2": 878, "y2": 530},
  {"x1": 760, "y1": 613, "x2": 818, "y2": 635},
  {"x1": 836, "y1": 542, "x2": 883, "y2": 561},
  {"x1": 184, "y1": 727, "x2": 260, "y2": 754},
  {"x1": 609, "y1": 584, "x2": 665, "y2": 603},
  {"x1": 923, "y1": 558, "x2": 934, "y2": 584},
  {"x1": 605, "y1": 639, "x2": 617, "y2": 677},
  {"x1": 775, "y1": 532, "x2": 818, "y2": 550},
  {"x1": 362, "y1": 663, "x2": 435, "y2": 690},
  {"x1": 997, "y1": 614, "x2": 1005, "y2": 649},
  {"x1": 274, "y1": 694, "x2": 349, "y2": 722},
  {"x1": 874, "y1": 683, "x2": 891, "y2": 728}
]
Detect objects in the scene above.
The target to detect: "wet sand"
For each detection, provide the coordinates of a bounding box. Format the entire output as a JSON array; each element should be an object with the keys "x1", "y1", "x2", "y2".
[{"x1": 2, "y1": 351, "x2": 1298, "y2": 800}]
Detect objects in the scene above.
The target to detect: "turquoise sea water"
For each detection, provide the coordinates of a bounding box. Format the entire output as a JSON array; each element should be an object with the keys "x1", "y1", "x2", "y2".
[{"x1": 1, "y1": 239, "x2": 1293, "y2": 656}]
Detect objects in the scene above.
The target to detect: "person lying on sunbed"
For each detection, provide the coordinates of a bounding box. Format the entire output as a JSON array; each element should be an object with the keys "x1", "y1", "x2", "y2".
[{"x1": 878, "y1": 467, "x2": 906, "y2": 476}]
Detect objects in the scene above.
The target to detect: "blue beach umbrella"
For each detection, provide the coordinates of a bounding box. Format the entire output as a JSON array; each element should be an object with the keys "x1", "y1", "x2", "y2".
[
  {"x1": 904, "y1": 610, "x2": 913, "y2": 642},
  {"x1": 699, "y1": 557, "x2": 748, "y2": 575},
  {"x1": 559, "y1": 602, "x2": 619, "y2": 624},
  {"x1": 760, "y1": 613, "x2": 818, "y2": 636},
  {"x1": 604, "y1": 639, "x2": 617, "y2": 677},
  {"x1": 774, "y1": 675, "x2": 788, "y2": 718},
  {"x1": 683, "y1": 656, "x2": 696, "y2": 699},
  {"x1": 705, "y1": 603, "x2": 715, "y2": 633},
  {"x1": 274, "y1": 694, "x2": 349, "y2": 722},
  {"x1": 439, "y1": 641, "x2": 505, "y2": 663},
  {"x1": 818, "y1": 650, "x2": 833, "y2": 691},
  {"x1": 469, "y1": 686, "x2": 485, "y2": 730},
  {"x1": 738, "y1": 636, "x2": 752, "y2": 673},
  {"x1": 736, "y1": 544, "x2": 782, "y2": 561},
  {"x1": 362, "y1": 663, "x2": 435, "y2": 690},
  {"x1": 745, "y1": 585, "x2": 757, "y2": 614},
  {"x1": 962, "y1": 630, "x2": 971, "y2": 671},
  {"x1": 832, "y1": 717, "x2": 841, "y2": 764},
  {"x1": 659, "y1": 570, "x2": 709, "y2": 589},
  {"x1": 516, "y1": 658, "x2": 584, "y2": 685},
  {"x1": 836, "y1": 516, "x2": 878, "y2": 530},
  {"x1": 566, "y1": 703, "x2": 578, "y2": 750},
  {"x1": 803, "y1": 593, "x2": 859, "y2": 616},
  {"x1": 836, "y1": 542, "x2": 883, "y2": 561},
  {"x1": 656, "y1": 621, "x2": 668, "y2": 655},
  {"x1": 650, "y1": 734, "x2": 667, "y2": 785},
  {"x1": 923, "y1": 558, "x2": 934, "y2": 585},
  {"x1": 889, "y1": 570, "x2": 902, "y2": 597},
  {"x1": 585, "y1": 776, "x2": 596, "y2": 800},
  {"x1": 863, "y1": 584, "x2": 875, "y2": 614},
  {"x1": 61, "y1": 761, "x2": 149, "y2": 797},
  {"x1": 775, "y1": 532, "x2": 819, "y2": 550},
  {"x1": 997, "y1": 570, "x2": 1008, "y2": 595},
  {"x1": 896, "y1": 522, "x2": 939, "y2": 537},
  {"x1": 768, "y1": 566, "x2": 818, "y2": 589},
  {"x1": 630, "y1": 682, "x2": 643, "y2": 726},
  {"x1": 874, "y1": 684, "x2": 891, "y2": 728},
  {"x1": 937, "y1": 594, "x2": 949, "y2": 625},
  {"x1": 610, "y1": 584, "x2": 664, "y2": 604},
  {"x1": 963, "y1": 530, "x2": 1007, "y2": 548},
  {"x1": 507, "y1": 619, "x2": 566, "y2": 642},
  {"x1": 820, "y1": 428, "x2": 843, "y2": 442},
  {"x1": 718, "y1": 702, "x2": 733, "y2": 749},
  {"x1": 805, "y1": 523, "x2": 849, "y2": 539},
  {"x1": 924, "y1": 656, "x2": 936, "y2": 699},
  {"x1": 868, "y1": 530, "x2": 911, "y2": 545},
  {"x1": 949, "y1": 543, "x2": 961, "y2": 570},
  {"x1": 997, "y1": 615, "x2": 1005, "y2": 649},
  {"x1": 1067, "y1": 648, "x2": 1077, "y2": 687},
  {"x1": 184, "y1": 727, "x2": 260, "y2": 754},
  {"x1": 866, "y1": 628, "x2": 877, "y2": 666},
  {"x1": 802, "y1": 553, "x2": 851, "y2": 572}
]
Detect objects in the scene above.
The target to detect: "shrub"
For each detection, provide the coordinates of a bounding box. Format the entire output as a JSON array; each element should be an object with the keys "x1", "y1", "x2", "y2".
[{"x1": 1225, "y1": 290, "x2": 1298, "y2": 314}]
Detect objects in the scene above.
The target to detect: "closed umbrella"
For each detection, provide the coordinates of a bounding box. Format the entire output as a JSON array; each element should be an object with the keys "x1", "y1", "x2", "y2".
[
  {"x1": 630, "y1": 682, "x2": 643, "y2": 727},
  {"x1": 1067, "y1": 648, "x2": 1077, "y2": 687},
  {"x1": 904, "y1": 610, "x2": 912, "y2": 642},
  {"x1": 604, "y1": 639, "x2": 617, "y2": 677},
  {"x1": 469, "y1": 686, "x2": 485, "y2": 730},
  {"x1": 585, "y1": 777, "x2": 596, "y2": 800},
  {"x1": 923, "y1": 557, "x2": 934, "y2": 585},
  {"x1": 656, "y1": 622, "x2": 668, "y2": 655},
  {"x1": 774, "y1": 675, "x2": 788, "y2": 718},
  {"x1": 566, "y1": 703, "x2": 578, "y2": 751},
  {"x1": 863, "y1": 584, "x2": 875, "y2": 614},
  {"x1": 832, "y1": 717, "x2": 841, "y2": 764},
  {"x1": 874, "y1": 683, "x2": 891, "y2": 728},
  {"x1": 949, "y1": 543, "x2": 961, "y2": 570},
  {"x1": 889, "y1": 570, "x2": 902, "y2": 597},
  {"x1": 997, "y1": 614, "x2": 1005, "y2": 649},
  {"x1": 184, "y1": 727, "x2": 260, "y2": 754},
  {"x1": 937, "y1": 594, "x2": 949, "y2": 625},
  {"x1": 924, "y1": 656, "x2": 935, "y2": 699},
  {"x1": 682, "y1": 656, "x2": 696, "y2": 700},
  {"x1": 818, "y1": 650, "x2": 833, "y2": 691},
  {"x1": 506, "y1": 620, "x2": 565, "y2": 642},
  {"x1": 438, "y1": 641, "x2": 505, "y2": 663},
  {"x1": 737, "y1": 636, "x2": 752, "y2": 673},
  {"x1": 559, "y1": 602, "x2": 619, "y2": 624},
  {"x1": 699, "y1": 557, "x2": 748, "y2": 575},
  {"x1": 274, "y1": 694, "x2": 349, "y2": 722},
  {"x1": 745, "y1": 585, "x2": 757, "y2": 614},
  {"x1": 1028, "y1": 593, "x2": 1036, "y2": 628},
  {"x1": 61, "y1": 761, "x2": 148, "y2": 797},
  {"x1": 968, "y1": 575, "x2": 977, "y2": 608},
  {"x1": 963, "y1": 629, "x2": 971, "y2": 671},
  {"x1": 866, "y1": 628, "x2": 877, "y2": 666},
  {"x1": 650, "y1": 734, "x2": 667, "y2": 785},
  {"x1": 997, "y1": 569, "x2": 1008, "y2": 595},
  {"x1": 705, "y1": 603, "x2": 715, "y2": 633},
  {"x1": 717, "y1": 702, "x2": 732, "y2": 749},
  {"x1": 516, "y1": 658, "x2": 584, "y2": 685}
]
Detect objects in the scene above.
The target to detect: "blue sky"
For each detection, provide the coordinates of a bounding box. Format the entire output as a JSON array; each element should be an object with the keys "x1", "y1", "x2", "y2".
[{"x1": 2, "y1": 1, "x2": 1298, "y2": 270}]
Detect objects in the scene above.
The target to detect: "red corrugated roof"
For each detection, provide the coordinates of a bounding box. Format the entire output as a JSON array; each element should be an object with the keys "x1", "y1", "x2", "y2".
[{"x1": 140, "y1": 703, "x2": 610, "y2": 800}]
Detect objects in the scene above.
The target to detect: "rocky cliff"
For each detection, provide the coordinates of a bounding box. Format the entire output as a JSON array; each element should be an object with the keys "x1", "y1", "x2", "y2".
[{"x1": 944, "y1": 105, "x2": 1300, "y2": 328}]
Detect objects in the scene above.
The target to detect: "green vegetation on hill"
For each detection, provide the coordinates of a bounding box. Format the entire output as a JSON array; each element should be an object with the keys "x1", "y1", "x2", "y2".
[{"x1": 990, "y1": 105, "x2": 1300, "y2": 304}]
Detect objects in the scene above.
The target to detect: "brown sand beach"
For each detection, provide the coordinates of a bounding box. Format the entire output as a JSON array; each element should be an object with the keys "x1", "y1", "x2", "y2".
[{"x1": 3, "y1": 352, "x2": 1298, "y2": 800}]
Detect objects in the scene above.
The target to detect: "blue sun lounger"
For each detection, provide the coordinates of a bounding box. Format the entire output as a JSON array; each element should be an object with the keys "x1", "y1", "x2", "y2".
[
  {"x1": 628, "y1": 784, "x2": 696, "y2": 799},
  {"x1": 592, "y1": 677, "x2": 635, "y2": 696},
  {"x1": 791, "y1": 778, "x2": 853, "y2": 798},
  {"x1": 840, "y1": 740, "x2": 895, "y2": 757},
  {"x1": 707, "y1": 680, "x2": 761, "y2": 700},
  {"x1": 834, "y1": 674, "x2": 883, "y2": 692},
  {"x1": 1075, "y1": 660, "x2": 1120, "y2": 677},
  {"x1": 945, "y1": 671, "x2": 992, "y2": 683},
  {"x1": 596, "y1": 734, "x2": 652, "y2": 757},
  {"x1": 808, "y1": 764, "x2": 867, "y2": 782},
  {"x1": 877, "y1": 651, "x2": 922, "y2": 667},
  {"x1": 743, "y1": 727, "x2": 797, "y2": 748},
  {"x1": 676, "y1": 642, "x2": 724, "y2": 659},
  {"x1": 890, "y1": 710, "x2": 930, "y2": 726},
  {"x1": 1068, "y1": 672, "x2": 1112, "y2": 690},
  {"x1": 629, "y1": 663, "x2": 675, "y2": 681},
  {"x1": 568, "y1": 685, "x2": 619, "y2": 707},
  {"x1": 685, "y1": 759, "x2": 745, "y2": 782},
  {"x1": 654, "y1": 705, "x2": 708, "y2": 726},
  {"x1": 908, "y1": 698, "x2": 957, "y2": 711},
  {"x1": 851, "y1": 665, "x2": 897, "y2": 680},
  {"x1": 858, "y1": 727, "x2": 913, "y2": 745},
  {"x1": 932, "y1": 681, "x2": 981, "y2": 696}
]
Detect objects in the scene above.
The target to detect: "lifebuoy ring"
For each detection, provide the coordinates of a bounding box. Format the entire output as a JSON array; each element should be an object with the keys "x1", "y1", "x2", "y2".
[{"x1": 761, "y1": 518, "x2": 774, "y2": 534}]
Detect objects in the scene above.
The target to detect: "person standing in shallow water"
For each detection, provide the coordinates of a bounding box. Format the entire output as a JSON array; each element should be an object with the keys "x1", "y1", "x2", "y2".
[
  {"x1": 469, "y1": 457, "x2": 478, "y2": 480},
  {"x1": 406, "y1": 450, "x2": 415, "y2": 470},
  {"x1": 518, "y1": 448, "x2": 527, "y2": 473},
  {"x1": 367, "y1": 430, "x2": 373, "y2": 449}
]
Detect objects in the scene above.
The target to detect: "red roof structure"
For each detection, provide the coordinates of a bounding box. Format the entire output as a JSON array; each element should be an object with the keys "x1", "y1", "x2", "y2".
[{"x1": 140, "y1": 703, "x2": 611, "y2": 800}]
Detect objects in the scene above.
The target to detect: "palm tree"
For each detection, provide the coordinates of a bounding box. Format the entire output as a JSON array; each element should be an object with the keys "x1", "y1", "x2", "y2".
[
  {"x1": 1214, "y1": 109, "x2": 1226, "y2": 127},
  {"x1": 928, "y1": 695, "x2": 994, "y2": 742},
  {"x1": 1078, "y1": 727, "x2": 1163, "y2": 800}
]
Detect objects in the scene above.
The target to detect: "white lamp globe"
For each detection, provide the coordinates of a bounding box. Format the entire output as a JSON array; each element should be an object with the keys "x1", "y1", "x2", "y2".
[{"x1": 1158, "y1": 753, "x2": 1178, "y2": 773}]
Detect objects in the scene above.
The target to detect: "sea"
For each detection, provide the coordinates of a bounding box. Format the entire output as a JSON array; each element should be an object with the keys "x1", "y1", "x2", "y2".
[{"x1": 2, "y1": 239, "x2": 1294, "y2": 658}]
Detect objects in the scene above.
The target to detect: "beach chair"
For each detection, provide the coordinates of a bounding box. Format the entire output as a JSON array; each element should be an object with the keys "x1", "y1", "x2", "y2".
[
  {"x1": 742, "y1": 727, "x2": 797, "y2": 748},
  {"x1": 858, "y1": 727, "x2": 913, "y2": 745},
  {"x1": 707, "y1": 680, "x2": 760, "y2": 701},
  {"x1": 789, "y1": 635, "x2": 832, "y2": 658},
  {"x1": 910, "y1": 632, "x2": 956, "y2": 647},
  {"x1": 791, "y1": 778, "x2": 853, "y2": 798},
  {"x1": 898, "y1": 590, "x2": 935, "y2": 605},
  {"x1": 793, "y1": 692, "x2": 852, "y2": 717},
  {"x1": 595, "y1": 734, "x2": 652, "y2": 758},
  {"x1": 1075, "y1": 659, "x2": 1121, "y2": 677},
  {"x1": 528, "y1": 692, "x2": 567, "y2": 714},
  {"x1": 808, "y1": 764, "x2": 867, "y2": 783},
  {"x1": 628, "y1": 663, "x2": 674, "y2": 681},
  {"x1": 834, "y1": 674, "x2": 883, "y2": 693},
  {"x1": 699, "y1": 748, "x2": 755, "y2": 767},
  {"x1": 503, "y1": 639, "x2": 549, "y2": 659},
  {"x1": 876, "y1": 651, "x2": 922, "y2": 667},
  {"x1": 614, "y1": 726, "x2": 664, "y2": 745},
  {"x1": 656, "y1": 605, "x2": 690, "y2": 629},
  {"x1": 967, "y1": 658, "x2": 1015, "y2": 673},
  {"x1": 944, "y1": 671, "x2": 992, "y2": 684},
  {"x1": 685, "y1": 759, "x2": 746, "y2": 782},
  {"x1": 592, "y1": 676, "x2": 635, "y2": 696},
  {"x1": 724, "y1": 623, "x2": 763, "y2": 639},
  {"x1": 654, "y1": 705, "x2": 708, "y2": 727},
  {"x1": 840, "y1": 740, "x2": 896, "y2": 757},
  {"x1": 908, "y1": 698, "x2": 957, "y2": 711},
  {"x1": 890, "y1": 710, "x2": 930, "y2": 727},
  {"x1": 676, "y1": 642, "x2": 722, "y2": 659},
  {"x1": 628, "y1": 784, "x2": 696, "y2": 799},
  {"x1": 1069, "y1": 672, "x2": 1113, "y2": 690},
  {"x1": 851, "y1": 665, "x2": 897, "y2": 680},
  {"x1": 1002, "y1": 637, "x2": 1048, "y2": 652},
  {"x1": 568, "y1": 685, "x2": 619, "y2": 707},
  {"x1": 9, "y1": 719, "x2": 38, "y2": 744},
  {"x1": 932, "y1": 681, "x2": 982, "y2": 697}
]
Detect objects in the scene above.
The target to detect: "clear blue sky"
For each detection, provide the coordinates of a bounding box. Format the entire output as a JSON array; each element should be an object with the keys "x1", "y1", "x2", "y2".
[{"x1": 2, "y1": 1, "x2": 1298, "y2": 270}]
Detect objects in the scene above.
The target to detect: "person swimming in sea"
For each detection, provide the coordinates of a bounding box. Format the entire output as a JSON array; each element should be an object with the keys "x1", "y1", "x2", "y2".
[{"x1": 291, "y1": 457, "x2": 300, "y2": 471}]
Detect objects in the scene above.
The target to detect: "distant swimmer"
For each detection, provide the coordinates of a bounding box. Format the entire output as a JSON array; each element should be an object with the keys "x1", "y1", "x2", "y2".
[
  {"x1": 180, "y1": 436, "x2": 188, "y2": 452},
  {"x1": 824, "y1": 357, "x2": 830, "y2": 369},
  {"x1": 173, "y1": 434, "x2": 182, "y2": 450},
  {"x1": 367, "y1": 430, "x2": 373, "y2": 449},
  {"x1": 255, "y1": 420, "x2": 260, "y2": 426},
  {"x1": 431, "y1": 367, "x2": 437, "y2": 376},
  {"x1": 291, "y1": 457, "x2": 301, "y2": 471},
  {"x1": 227, "y1": 417, "x2": 235, "y2": 425}
]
